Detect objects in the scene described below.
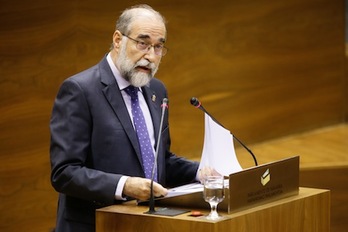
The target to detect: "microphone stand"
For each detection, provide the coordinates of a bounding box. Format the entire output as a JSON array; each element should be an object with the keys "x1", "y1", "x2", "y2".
[
  {"x1": 144, "y1": 98, "x2": 191, "y2": 216},
  {"x1": 146, "y1": 98, "x2": 168, "y2": 214},
  {"x1": 190, "y1": 97, "x2": 258, "y2": 166}
]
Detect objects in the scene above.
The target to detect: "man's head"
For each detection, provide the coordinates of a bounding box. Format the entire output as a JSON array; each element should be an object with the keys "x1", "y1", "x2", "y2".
[{"x1": 110, "y1": 5, "x2": 167, "y2": 87}]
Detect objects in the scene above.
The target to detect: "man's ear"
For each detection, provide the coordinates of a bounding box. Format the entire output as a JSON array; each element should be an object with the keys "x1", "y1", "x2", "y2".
[{"x1": 112, "y1": 30, "x2": 123, "y2": 49}]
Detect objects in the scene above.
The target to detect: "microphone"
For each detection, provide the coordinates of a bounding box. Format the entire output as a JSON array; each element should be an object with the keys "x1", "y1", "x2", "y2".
[
  {"x1": 146, "y1": 98, "x2": 168, "y2": 214},
  {"x1": 190, "y1": 97, "x2": 258, "y2": 166}
]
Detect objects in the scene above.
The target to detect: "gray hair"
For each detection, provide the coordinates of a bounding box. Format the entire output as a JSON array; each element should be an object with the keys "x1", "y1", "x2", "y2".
[
  {"x1": 110, "y1": 4, "x2": 166, "y2": 50},
  {"x1": 116, "y1": 4, "x2": 166, "y2": 35}
]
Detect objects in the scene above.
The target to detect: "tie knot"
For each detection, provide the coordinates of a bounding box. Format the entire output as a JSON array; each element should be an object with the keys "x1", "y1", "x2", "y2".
[{"x1": 124, "y1": 85, "x2": 139, "y2": 100}]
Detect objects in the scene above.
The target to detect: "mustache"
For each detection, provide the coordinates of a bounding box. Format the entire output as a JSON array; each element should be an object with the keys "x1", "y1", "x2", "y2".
[{"x1": 135, "y1": 59, "x2": 156, "y2": 71}]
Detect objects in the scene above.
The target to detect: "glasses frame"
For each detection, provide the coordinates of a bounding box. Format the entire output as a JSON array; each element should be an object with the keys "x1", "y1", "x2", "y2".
[{"x1": 122, "y1": 34, "x2": 168, "y2": 57}]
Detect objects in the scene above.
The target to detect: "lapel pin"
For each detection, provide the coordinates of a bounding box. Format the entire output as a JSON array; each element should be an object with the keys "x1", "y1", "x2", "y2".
[{"x1": 151, "y1": 94, "x2": 156, "y2": 102}]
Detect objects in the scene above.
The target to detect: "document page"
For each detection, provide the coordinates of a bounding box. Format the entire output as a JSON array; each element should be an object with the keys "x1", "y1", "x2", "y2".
[
  {"x1": 166, "y1": 182, "x2": 203, "y2": 198},
  {"x1": 199, "y1": 114, "x2": 243, "y2": 176}
]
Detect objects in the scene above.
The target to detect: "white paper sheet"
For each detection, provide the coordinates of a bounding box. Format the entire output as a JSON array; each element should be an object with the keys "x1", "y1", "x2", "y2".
[
  {"x1": 198, "y1": 114, "x2": 243, "y2": 176},
  {"x1": 166, "y1": 183, "x2": 203, "y2": 198}
]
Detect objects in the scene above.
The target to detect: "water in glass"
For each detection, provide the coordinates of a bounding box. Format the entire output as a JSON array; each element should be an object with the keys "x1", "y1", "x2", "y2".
[{"x1": 203, "y1": 176, "x2": 225, "y2": 220}]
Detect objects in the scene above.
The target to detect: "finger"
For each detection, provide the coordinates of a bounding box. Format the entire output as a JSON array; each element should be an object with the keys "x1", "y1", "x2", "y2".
[
  {"x1": 198, "y1": 167, "x2": 223, "y2": 183},
  {"x1": 212, "y1": 169, "x2": 222, "y2": 176},
  {"x1": 153, "y1": 182, "x2": 168, "y2": 197}
]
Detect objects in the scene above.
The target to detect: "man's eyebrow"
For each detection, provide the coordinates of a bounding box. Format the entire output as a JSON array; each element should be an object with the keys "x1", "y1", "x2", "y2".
[
  {"x1": 137, "y1": 34, "x2": 151, "y2": 39},
  {"x1": 137, "y1": 34, "x2": 166, "y2": 43}
]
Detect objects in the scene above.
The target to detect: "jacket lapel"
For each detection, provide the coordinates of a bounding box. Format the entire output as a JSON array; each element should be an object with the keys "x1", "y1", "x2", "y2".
[
  {"x1": 99, "y1": 58, "x2": 142, "y2": 162},
  {"x1": 98, "y1": 56, "x2": 164, "y2": 180}
]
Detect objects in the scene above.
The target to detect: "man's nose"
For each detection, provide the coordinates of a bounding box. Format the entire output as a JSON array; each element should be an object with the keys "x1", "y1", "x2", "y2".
[{"x1": 143, "y1": 46, "x2": 157, "y2": 62}]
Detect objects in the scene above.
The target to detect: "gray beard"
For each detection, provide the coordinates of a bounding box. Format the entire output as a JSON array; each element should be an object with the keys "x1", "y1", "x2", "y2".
[
  {"x1": 116, "y1": 40, "x2": 159, "y2": 87},
  {"x1": 128, "y1": 70, "x2": 151, "y2": 87}
]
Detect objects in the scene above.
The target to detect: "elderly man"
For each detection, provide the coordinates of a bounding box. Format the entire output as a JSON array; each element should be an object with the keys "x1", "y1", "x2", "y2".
[{"x1": 50, "y1": 4, "x2": 215, "y2": 232}]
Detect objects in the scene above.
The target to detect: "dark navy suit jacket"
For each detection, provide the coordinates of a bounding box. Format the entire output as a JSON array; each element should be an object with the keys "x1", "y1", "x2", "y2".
[{"x1": 50, "y1": 56, "x2": 199, "y2": 232}]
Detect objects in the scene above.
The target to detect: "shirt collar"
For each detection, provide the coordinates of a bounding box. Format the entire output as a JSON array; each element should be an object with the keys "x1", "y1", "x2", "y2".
[{"x1": 106, "y1": 53, "x2": 134, "y2": 91}]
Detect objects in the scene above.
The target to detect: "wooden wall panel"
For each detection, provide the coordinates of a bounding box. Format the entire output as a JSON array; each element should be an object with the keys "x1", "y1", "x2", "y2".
[
  {"x1": 0, "y1": 1, "x2": 76, "y2": 231},
  {"x1": 162, "y1": 0, "x2": 346, "y2": 156},
  {"x1": 346, "y1": 46, "x2": 348, "y2": 121},
  {"x1": 0, "y1": 0, "x2": 345, "y2": 231}
]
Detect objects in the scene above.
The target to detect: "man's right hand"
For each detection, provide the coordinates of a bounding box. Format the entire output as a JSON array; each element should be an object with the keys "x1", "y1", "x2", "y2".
[{"x1": 123, "y1": 177, "x2": 168, "y2": 201}]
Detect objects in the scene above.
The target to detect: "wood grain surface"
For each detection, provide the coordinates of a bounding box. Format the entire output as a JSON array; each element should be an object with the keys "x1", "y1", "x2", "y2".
[
  {"x1": 0, "y1": 0, "x2": 346, "y2": 231},
  {"x1": 96, "y1": 188, "x2": 330, "y2": 232},
  {"x1": 235, "y1": 123, "x2": 348, "y2": 232}
]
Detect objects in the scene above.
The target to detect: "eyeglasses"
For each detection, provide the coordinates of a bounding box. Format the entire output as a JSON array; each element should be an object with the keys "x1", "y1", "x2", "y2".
[{"x1": 122, "y1": 34, "x2": 168, "y2": 57}]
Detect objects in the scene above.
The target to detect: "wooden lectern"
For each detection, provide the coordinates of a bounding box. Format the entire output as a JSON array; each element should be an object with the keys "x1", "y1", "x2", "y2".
[{"x1": 96, "y1": 187, "x2": 330, "y2": 232}]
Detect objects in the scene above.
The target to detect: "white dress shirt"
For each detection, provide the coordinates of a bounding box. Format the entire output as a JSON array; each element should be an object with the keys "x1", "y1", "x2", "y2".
[{"x1": 106, "y1": 53, "x2": 156, "y2": 200}]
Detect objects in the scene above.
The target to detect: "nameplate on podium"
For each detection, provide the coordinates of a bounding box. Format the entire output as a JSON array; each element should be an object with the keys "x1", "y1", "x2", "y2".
[{"x1": 151, "y1": 156, "x2": 299, "y2": 214}]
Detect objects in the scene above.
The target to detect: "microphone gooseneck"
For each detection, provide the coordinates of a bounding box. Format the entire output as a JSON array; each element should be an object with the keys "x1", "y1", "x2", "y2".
[
  {"x1": 147, "y1": 98, "x2": 168, "y2": 214},
  {"x1": 190, "y1": 97, "x2": 258, "y2": 166}
]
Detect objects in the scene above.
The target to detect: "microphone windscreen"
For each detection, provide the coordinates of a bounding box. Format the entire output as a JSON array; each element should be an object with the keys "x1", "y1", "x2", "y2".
[{"x1": 190, "y1": 97, "x2": 200, "y2": 107}]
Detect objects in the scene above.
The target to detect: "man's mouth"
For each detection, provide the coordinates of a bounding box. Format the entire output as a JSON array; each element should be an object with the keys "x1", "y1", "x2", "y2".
[{"x1": 136, "y1": 66, "x2": 151, "y2": 73}]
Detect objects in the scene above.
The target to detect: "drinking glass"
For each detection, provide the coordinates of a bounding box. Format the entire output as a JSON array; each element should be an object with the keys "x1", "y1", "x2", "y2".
[{"x1": 203, "y1": 175, "x2": 225, "y2": 220}]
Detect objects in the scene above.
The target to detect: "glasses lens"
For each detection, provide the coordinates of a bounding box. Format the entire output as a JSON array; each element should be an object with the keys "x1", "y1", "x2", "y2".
[
  {"x1": 159, "y1": 47, "x2": 167, "y2": 56},
  {"x1": 131, "y1": 37, "x2": 167, "y2": 56},
  {"x1": 136, "y1": 41, "x2": 149, "y2": 50}
]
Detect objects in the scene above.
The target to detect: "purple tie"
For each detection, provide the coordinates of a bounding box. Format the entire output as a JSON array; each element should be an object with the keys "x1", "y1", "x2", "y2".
[{"x1": 124, "y1": 86, "x2": 157, "y2": 182}]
